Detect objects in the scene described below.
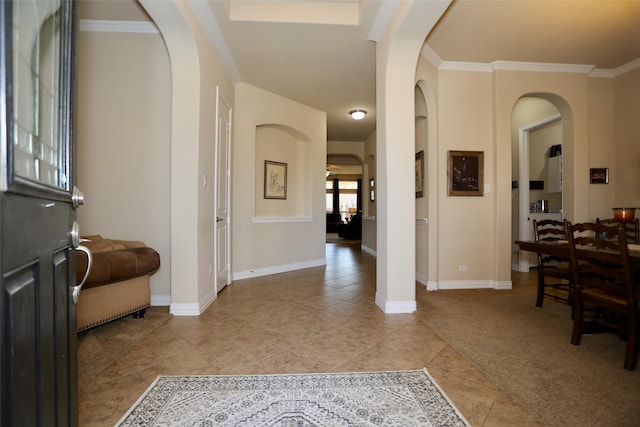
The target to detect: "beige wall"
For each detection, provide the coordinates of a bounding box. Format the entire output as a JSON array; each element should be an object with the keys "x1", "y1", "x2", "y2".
[
  {"x1": 77, "y1": 2, "x2": 639, "y2": 311},
  {"x1": 588, "y1": 77, "x2": 616, "y2": 219},
  {"x1": 77, "y1": 30, "x2": 172, "y2": 301},
  {"x1": 415, "y1": 54, "x2": 639, "y2": 287},
  {"x1": 436, "y1": 70, "x2": 496, "y2": 282},
  {"x1": 613, "y1": 67, "x2": 640, "y2": 209},
  {"x1": 232, "y1": 83, "x2": 326, "y2": 278}
]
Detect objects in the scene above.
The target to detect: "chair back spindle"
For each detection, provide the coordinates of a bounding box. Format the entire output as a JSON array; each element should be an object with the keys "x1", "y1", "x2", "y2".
[{"x1": 532, "y1": 219, "x2": 571, "y2": 307}]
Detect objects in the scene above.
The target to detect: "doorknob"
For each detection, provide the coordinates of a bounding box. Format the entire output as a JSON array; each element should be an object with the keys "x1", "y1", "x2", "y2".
[
  {"x1": 217, "y1": 217, "x2": 223, "y2": 222},
  {"x1": 72, "y1": 186, "x2": 84, "y2": 209}
]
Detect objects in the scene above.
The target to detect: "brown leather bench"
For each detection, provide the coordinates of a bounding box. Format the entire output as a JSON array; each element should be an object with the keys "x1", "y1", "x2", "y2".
[{"x1": 75, "y1": 235, "x2": 160, "y2": 332}]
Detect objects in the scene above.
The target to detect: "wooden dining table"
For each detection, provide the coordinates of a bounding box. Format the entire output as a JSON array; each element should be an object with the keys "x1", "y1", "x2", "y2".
[{"x1": 515, "y1": 240, "x2": 640, "y2": 271}]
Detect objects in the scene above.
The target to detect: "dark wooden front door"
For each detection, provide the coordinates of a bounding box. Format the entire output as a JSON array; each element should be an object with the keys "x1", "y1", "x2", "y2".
[{"x1": 1, "y1": 0, "x2": 79, "y2": 425}]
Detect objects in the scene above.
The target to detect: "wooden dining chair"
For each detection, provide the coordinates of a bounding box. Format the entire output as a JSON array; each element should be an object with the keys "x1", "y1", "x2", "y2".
[
  {"x1": 532, "y1": 219, "x2": 572, "y2": 307},
  {"x1": 565, "y1": 221, "x2": 639, "y2": 370},
  {"x1": 595, "y1": 217, "x2": 640, "y2": 244}
]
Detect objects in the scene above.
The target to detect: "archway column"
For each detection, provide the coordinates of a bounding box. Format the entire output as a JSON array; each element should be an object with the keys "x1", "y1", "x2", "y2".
[
  {"x1": 375, "y1": 0, "x2": 450, "y2": 312},
  {"x1": 140, "y1": 0, "x2": 201, "y2": 309}
]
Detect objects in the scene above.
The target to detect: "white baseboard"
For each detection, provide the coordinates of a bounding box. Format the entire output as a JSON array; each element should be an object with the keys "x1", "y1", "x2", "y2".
[
  {"x1": 169, "y1": 303, "x2": 201, "y2": 316},
  {"x1": 416, "y1": 272, "x2": 427, "y2": 286},
  {"x1": 374, "y1": 293, "x2": 417, "y2": 313},
  {"x1": 435, "y1": 280, "x2": 512, "y2": 290},
  {"x1": 199, "y1": 288, "x2": 217, "y2": 313},
  {"x1": 169, "y1": 288, "x2": 218, "y2": 316},
  {"x1": 233, "y1": 258, "x2": 326, "y2": 280},
  {"x1": 361, "y1": 245, "x2": 376, "y2": 257}
]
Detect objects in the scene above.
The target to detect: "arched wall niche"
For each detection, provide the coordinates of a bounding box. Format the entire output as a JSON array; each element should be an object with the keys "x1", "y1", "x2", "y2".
[
  {"x1": 254, "y1": 123, "x2": 312, "y2": 218},
  {"x1": 415, "y1": 79, "x2": 439, "y2": 289},
  {"x1": 414, "y1": 84, "x2": 429, "y2": 286}
]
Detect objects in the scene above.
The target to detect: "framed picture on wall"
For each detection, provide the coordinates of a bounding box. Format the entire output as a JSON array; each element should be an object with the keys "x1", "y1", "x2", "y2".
[
  {"x1": 264, "y1": 160, "x2": 287, "y2": 199},
  {"x1": 589, "y1": 167, "x2": 609, "y2": 184},
  {"x1": 447, "y1": 150, "x2": 484, "y2": 196},
  {"x1": 415, "y1": 151, "x2": 424, "y2": 198}
]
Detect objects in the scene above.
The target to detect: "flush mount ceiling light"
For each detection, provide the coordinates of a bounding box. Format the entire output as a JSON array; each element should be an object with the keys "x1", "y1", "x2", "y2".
[{"x1": 349, "y1": 109, "x2": 366, "y2": 120}]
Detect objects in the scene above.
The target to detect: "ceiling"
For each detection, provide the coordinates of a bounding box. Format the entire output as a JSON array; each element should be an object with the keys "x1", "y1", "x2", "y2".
[{"x1": 79, "y1": 0, "x2": 640, "y2": 143}]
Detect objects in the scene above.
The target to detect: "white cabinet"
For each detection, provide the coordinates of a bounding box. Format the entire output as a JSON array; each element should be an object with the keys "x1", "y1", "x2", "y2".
[{"x1": 547, "y1": 155, "x2": 562, "y2": 193}]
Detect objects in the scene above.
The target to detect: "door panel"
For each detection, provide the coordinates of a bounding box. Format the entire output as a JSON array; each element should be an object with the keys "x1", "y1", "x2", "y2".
[
  {"x1": 1, "y1": 0, "x2": 78, "y2": 425},
  {"x1": 3, "y1": 262, "x2": 39, "y2": 426}
]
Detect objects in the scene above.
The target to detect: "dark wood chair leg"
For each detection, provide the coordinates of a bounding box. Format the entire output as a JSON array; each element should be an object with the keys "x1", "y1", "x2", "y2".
[
  {"x1": 132, "y1": 308, "x2": 146, "y2": 319},
  {"x1": 571, "y1": 298, "x2": 583, "y2": 345},
  {"x1": 536, "y1": 270, "x2": 545, "y2": 307},
  {"x1": 623, "y1": 312, "x2": 638, "y2": 370}
]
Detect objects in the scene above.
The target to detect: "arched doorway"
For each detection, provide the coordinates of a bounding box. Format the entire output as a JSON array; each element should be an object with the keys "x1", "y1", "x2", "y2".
[
  {"x1": 326, "y1": 154, "x2": 363, "y2": 242},
  {"x1": 510, "y1": 94, "x2": 575, "y2": 273}
]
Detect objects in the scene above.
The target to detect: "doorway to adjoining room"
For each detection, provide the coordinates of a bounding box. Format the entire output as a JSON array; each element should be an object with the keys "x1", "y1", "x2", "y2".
[{"x1": 326, "y1": 155, "x2": 363, "y2": 243}]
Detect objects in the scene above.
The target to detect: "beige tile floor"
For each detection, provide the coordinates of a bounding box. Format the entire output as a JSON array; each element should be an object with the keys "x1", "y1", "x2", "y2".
[{"x1": 78, "y1": 242, "x2": 538, "y2": 426}]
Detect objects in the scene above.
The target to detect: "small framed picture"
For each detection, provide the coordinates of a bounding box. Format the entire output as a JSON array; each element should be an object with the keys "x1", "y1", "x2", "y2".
[
  {"x1": 264, "y1": 160, "x2": 287, "y2": 199},
  {"x1": 448, "y1": 150, "x2": 484, "y2": 196},
  {"x1": 589, "y1": 168, "x2": 608, "y2": 184},
  {"x1": 415, "y1": 151, "x2": 424, "y2": 198}
]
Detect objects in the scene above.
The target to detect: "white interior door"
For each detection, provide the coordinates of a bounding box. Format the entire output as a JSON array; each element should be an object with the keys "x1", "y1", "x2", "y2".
[{"x1": 214, "y1": 87, "x2": 232, "y2": 292}]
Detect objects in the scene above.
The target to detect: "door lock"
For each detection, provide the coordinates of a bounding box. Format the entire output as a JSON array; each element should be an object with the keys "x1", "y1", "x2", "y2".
[
  {"x1": 72, "y1": 186, "x2": 84, "y2": 209},
  {"x1": 217, "y1": 217, "x2": 223, "y2": 222}
]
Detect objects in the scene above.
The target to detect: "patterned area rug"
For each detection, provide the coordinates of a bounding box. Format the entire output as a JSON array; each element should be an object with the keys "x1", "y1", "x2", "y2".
[{"x1": 117, "y1": 369, "x2": 469, "y2": 426}]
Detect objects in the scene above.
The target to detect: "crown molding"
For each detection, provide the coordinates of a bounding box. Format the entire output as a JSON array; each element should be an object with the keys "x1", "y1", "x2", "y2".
[
  {"x1": 491, "y1": 61, "x2": 595, "y2": 74},
  {"x1": 441, "y1": 61, "x2": 493, "y2": 73},
  {"x1": 589, "y1": 68, "x2": 615, "y2": 78},
  {"x1": 79, "y1": 19, "x2": 158, "y2": 33},
  {"x1": 423, "y1": 44, "x2": 640, "y2": 78},
  {"x1": 612, "y1": 58, "x2": 640, "y2": 77}
]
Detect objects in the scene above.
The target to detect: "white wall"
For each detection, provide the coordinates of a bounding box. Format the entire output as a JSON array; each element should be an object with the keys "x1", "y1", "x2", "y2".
[
  {"x1": 76, "y1": 29, "x2": 172, "y2": 301},
  {"x1": 232, "y1": 83, "x2": 327, "y2": 278}
]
